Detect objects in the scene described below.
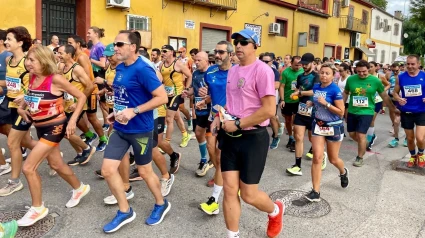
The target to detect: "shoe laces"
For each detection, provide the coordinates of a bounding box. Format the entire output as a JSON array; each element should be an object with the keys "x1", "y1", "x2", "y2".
[
  {"x1": 151, "y1": 204, "x2": 164, "y2": 219},
  {"x1": 198, "y1": 162, "x2": 205, "y2": 170},
  {"x1": 409, "y1": 156, "x2": 417, "y2": 162}
]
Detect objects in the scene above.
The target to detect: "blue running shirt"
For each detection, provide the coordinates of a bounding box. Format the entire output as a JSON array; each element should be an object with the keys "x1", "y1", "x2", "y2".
[
  {"x1": 313, "y1": 82, "x2": 343, "y2": 122},
  {"x1": 398, "y1": 71, "x2": 425, "y2": 113},
  {"x1": 204, "y1": 65, "x2": 229, "y2": 114}
]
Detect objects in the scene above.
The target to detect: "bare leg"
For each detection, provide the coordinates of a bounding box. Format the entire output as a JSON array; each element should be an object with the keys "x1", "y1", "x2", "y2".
[
  {"x1": 102, "y1": 159, "x2": 128, "y2": 212},
  {"x1": 137, "y1": 162, "x2": 164, "y2": 205}
]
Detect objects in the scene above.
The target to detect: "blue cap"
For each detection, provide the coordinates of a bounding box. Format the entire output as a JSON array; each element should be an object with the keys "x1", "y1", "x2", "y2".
[{"x1": 231, "y1": 29, "x2": 259, "y2": 45}]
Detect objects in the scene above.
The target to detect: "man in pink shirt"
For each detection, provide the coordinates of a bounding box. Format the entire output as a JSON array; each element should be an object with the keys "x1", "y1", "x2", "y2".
[{"x1": 211, "y1": 29, "x2": 284, "y2": 238}]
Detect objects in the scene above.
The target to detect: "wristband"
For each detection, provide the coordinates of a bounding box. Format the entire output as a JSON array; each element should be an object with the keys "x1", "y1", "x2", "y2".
[{"x1": 215, "y1": 112, "x2": 220, "y2": 118}]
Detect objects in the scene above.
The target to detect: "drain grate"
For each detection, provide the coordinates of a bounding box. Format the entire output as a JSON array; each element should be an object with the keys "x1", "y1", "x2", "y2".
[
  {"x1": 0, "y1": 210, "x2": 55, "y2": 238},
  {"x1": 270, "y1": 190, "x2": 331, "y2": 218}
]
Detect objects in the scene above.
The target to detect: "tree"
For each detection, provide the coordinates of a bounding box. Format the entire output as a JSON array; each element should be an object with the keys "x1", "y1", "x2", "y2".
[
  {"x1": 371, "y1": 0, "x2": 388, "y2": 10},
  {"x1": 401, "y1": 19, "x2": 425, "y2": 56},
  {"x1": 411, "y1": 0, "x2": 425, "y2": 23}
]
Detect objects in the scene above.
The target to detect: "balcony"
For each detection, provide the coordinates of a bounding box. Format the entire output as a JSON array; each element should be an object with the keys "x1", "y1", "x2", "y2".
[
  {"x1": 171, "y1": 0, "x2": 237, "y2": 10},
  {"x1": 339, "y1": 15, "x2": 367, "y2": 34},
  {"x1": 298, "y1": 0, "x2": 327, "y2": 14}
]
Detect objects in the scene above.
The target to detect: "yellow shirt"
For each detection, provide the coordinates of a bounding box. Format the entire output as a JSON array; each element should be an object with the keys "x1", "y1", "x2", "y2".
[
  {"x1": 74, "y1": 51, "x2": 98, "y2": 94},
  {"x1": 105, "y1": 64, "x2": 116, "y2": 109},
  {"x1": 6, "y1": 56, "x2": 29, "y2": 108},
  {"x1": 161, "y1": 60, "x2": 184, "y2": 97},
  {"x1": 157, "y1": 104, "x2": 167, "y2": 117},
  {"x1": 63, "y1": 63, "x2": 87, "y2": 112}
]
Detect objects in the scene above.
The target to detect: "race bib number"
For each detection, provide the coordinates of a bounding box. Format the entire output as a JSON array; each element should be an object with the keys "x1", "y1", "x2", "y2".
[
  {"x1": 404, "y1": 85, "x2": 422, "y2": 97},
  {"x1": 291, "y1": 81, "x2": 297, "y2": 90},
  {"x1": 215, "y1": 105, "x2": 237, "y2": 122},
  {"x1": 353, "y1": 96, "x2": 368, "y2": 107},
  {"x1": 6, "y1": 77, "x2": 21, "y2": 93},
  {"x1": 64, "y1": 92, "x2": 74, "y2": 102},
  {"x1": 24, "y1": 95, "x2": 41, "y2": 113},
  {"x1": 106, "y1": 95, "x2": 114, "y2": 104},
  {"x1": 314, "y1": 124, "x2": 334, "y2": 136},
  {"x1": 195, "y1": 97, "x2": 207, "y2": 110},
  {"x1": 164, "y1": 86, "x2": 175, "y2": 97},
  {"x1": 297, "y1": 103, "x2": 312, "y2": 117}
]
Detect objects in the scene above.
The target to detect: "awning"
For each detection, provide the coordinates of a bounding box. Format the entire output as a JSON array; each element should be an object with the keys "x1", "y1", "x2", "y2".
[{"x1": 357, "y1": 46, "x2": 375, "y2": 57}]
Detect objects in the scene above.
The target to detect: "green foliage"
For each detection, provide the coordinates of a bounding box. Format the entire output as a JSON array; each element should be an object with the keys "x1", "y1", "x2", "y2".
[
  {"x1": 402, "y1": 19, "x2": 425, "y2": 56},
  {"x1": 411, "y1": 0, "x2": 425, "y2": 23},
  {"x1": 371, "y1": 0, "x2": 388, "y2": 10}
]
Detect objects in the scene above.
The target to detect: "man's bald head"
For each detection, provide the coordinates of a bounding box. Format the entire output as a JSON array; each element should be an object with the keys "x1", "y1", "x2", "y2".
[{"x1": 195, "y1": 51, "x2": 209, "y2": 71}]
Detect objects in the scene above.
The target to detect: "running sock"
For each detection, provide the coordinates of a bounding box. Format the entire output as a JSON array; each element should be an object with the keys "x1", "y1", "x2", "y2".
[
  {"x1": 308, "y1": 147, "x2": 313, "y2": 154},
  {"x1": 78, "y1": 152, "x2": 82, "y2": 156},
  {"x1": 227, "y1": 229, "x2": 240, "y2": 238},
  {"x1": 419, "y1": 148, "x2": 424, "y2": 154},
  {"x1": 268, "y1": 203, "x2": 280, "y2": 217},
  {"x1": 10, "y1": 178, "x2": 20, "y2": 184},
  {"x1": 212, "y1": 184, "x2": 223, "y2": 201},
  {"x1": 181, "y1": 130, "x2": 188, "y2": 137},
  {"x1": 410, "y1": 150, "x2": 416, "y2": 156},
  {"x1": 123, "y1": 183, "x2": 130, "y2": 191},
  {"x1": 85, "y1": 131, "x2": 94, "y2": 138},
  {"x1": 395, "y1": 137, "x2": 399, "y2": 141},
  {"x1": 76, "y1": 183, "x2": 84, "y2": 192},
  {"x1": 100, "y1": 135, "x2": 108, "y2": 142},
  {"x1": 84, "y1": 145, "x2": 90, "y2": 150},
  {"x1": 32, "y1": 205, "x2": 46, "y2": 213},
  {"x1": 169, "y1": 152, "x2": 178, "y2": 161},
  {"x1": 295, "y1": 157, "x2": 302, "y2": 167},
  {"x1": 289, "y1": 135, "x2": 294, "y2": 140},
  {"x1": 366, "y1": 127, "x2": 374, "y2": 142},
  {"x1": 199, "y1": 141, "x2": 207, "y2": 159}
]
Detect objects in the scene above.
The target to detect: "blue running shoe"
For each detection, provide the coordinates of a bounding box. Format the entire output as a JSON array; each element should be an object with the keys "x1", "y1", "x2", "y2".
[
  {"x1": 85, "y1": 133, "x2": 98, "y2": 146},
  {"x1": 269, "y1": 137, "x2": 280, "y2": 150},
  {"x1": 146, "y1": 199, "x2": 171, "y2": 226},
  {"x1": 103, "y1": 208, "x2": 136, "y2": 233},
  {"x1": 388, "y1": 138, "x2": 399, "y2": 148},
  {"x1": 403, "y1": 138, "x2": 408, "y2": 147},
  {"x1": 102, "y1": 124, "x2": 110, "y2": 132},
  {"x1": 97, "y1": 140, "x2": 107, "y2": 152}
]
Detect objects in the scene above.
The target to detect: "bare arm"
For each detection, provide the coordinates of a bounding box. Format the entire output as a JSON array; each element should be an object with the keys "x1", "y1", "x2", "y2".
[
  {"x1": 91, "y1": 57, "x2": 106, "y2": 68},
  {"x1": 380, "y1": 75, "x2": 390, "y2": 91},
  {"x1": 343, "y1": 90, "x2": 350, "y2": 104},
  {"x1": 77, "y1": 55, "x2": 93, "y2": 81},
  {"x1": 136, "y1": 85, "x2": 168, "y2": 114},
  {"x1": 74, "y1": 66, "x2": 94, "y2": 97},
  {"x1": 239, "y1": 95, "x2": 275, "y2": 128},
  {"x1": 176, "y1": 61, "x2": 192, "y2": 88}
]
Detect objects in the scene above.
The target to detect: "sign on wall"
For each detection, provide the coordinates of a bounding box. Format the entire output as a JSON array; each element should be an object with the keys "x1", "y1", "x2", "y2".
[
  {"x1": 185, "y1": 20, "x2": 195, "y2": 30},
  {"x1": 344, "y1": 47, "x2": 350, "y2": 59},
  {"x1": 244, "y1": 23, "x2": 262, "y2": 47}
]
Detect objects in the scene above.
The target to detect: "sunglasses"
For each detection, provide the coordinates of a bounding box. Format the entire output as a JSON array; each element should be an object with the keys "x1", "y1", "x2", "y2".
[
  {"x1": 392, "y1": 70, "x2": 399, "y2": 73},
  {"x1": 161, "y1": 49, "x2": 170, "y2": 53},
  {"x1": 233, "y1": 39, "x2": 253, "y2": 46},
  {"x1": 178, "y1": 51, "x2": 183, "y2": 54},
  {"x1": 383, "y1": 68, "x2": 388, "y2": 70},
  {"x1": 214, "y1": 50, "x2": 227, "y2": 55},
  {"x1": 113, "y1": 41, "x2": 131, "y2": 47},
  {"x1": 262, "y1": 60, "x2": 271, "y2": 64}
]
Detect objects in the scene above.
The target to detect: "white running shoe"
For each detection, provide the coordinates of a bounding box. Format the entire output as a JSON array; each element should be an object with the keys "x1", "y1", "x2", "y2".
[
  {"x1": 0, "y1": 163, "x2": 11, "y2": 176},
  {"x1": 160, "y1": 174, "x2": 175, "y2": 197},
  {"x1": 65, "y1": 183, "x2": 90, "y2": 208},
  {"x1": 17, "y1": 205, "x2": 49, "y2": 227},
  {"x1": 104, "y1": 188, "x2": 135, "y2": 205}
]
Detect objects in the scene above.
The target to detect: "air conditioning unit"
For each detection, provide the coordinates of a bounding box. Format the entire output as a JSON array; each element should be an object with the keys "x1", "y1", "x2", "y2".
[
  {"x1": 342, "y1": 0, "x2": 350, "y2": 7},
  {"x1": 269, "y1": 23, "x2": 281, "y2": 34},
  {"x1": 106, "y1": 0, "x2": 130, "y2": 9},
  {"x1": 351, "y1": 32, "x2": 361, "y2": 47}
]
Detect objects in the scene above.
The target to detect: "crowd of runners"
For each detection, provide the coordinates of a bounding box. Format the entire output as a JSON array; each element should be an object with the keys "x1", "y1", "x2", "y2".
[{"x1": 0, "y1": 25, "x2": 424, "y2": 238}]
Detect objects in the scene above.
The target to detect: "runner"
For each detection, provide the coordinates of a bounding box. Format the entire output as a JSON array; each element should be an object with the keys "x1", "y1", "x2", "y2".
[
  {"x1": 47, "y1": 35, "x2": 59, "y2": 51},
  {"x1": 0, "y1": 29, "x2": 12, "y2": 176},
  {"x1": 286, "y1": 53, "x2": 328, "y2": 176},
  {"x1": 262, "y1": 53, "x2": 284, "y2": 150},
  {"x1": 279, "y1": 56, "x2": 304, "y2": 152},
  {"x1": 101, "y1": 31, "x2": 170, "y2": 233},
  {"x1": 17, "y1": 46, "x2": 90, "y2": 226},
  {"x1": 177, "y1": 46, "x2": 193, "y2": 131},
  {"x1": 278, "y1": 54, "x2": 291, "y2": 74},
  {"x1": 198, "y1": 41, "x2": 233, "y2": 215},
  {"x1": 336, "y1": 63, "x2": 352, "y2": 136},
  {"x1": 392, "y1": 55, "x2": 425, "y2": 168},
  {"x1": 212, "y1": 29, "x2": 283, "y2": 238},
  {"x1": 182, "y1": 51, "x2": 213, "y2": 176},
  {"x1": 160, "y1": 44, "x2": 192, "y2": 149},
  {"x1": 189, "y1": 48, "x2": 199, "y2": 72},
  {"x1": 57, "y1": 45, "x2": 96, "y2": 165},
  {"x1": 305, "y1": 63, "x2": 349, "y2": 201},
  {"x1": 344, "y1": 60, "x2": 397, "y2": 167},
  {"x1": 151, "y1": 48, "x2": 161, "y2": 70},
  {"x1": 386, "y1": 63, "x2": 406, "y2": 147},
  {"x1": 366, "y1": 61, "x2": 390, "y2": 151}
]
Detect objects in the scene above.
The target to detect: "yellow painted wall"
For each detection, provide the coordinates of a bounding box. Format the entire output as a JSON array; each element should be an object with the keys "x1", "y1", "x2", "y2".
[
  {"x1": 90, "y1": 0, "x2": 295, "y2": 57},
  {"x1": 0, "y1": 0, "x2": 36, "y2": 37}
]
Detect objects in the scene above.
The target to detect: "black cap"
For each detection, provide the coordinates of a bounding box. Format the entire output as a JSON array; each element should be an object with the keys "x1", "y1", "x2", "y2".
[
  {"x1": 300, "y1": 53, "x2": 315, "y2": 65},
  {"x1": 161, "y1": 45, "x2": 174, "y2": 51}
]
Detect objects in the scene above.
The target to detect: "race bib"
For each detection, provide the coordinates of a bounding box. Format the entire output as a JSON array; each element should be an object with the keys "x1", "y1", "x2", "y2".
[
  {"x1": 164, "y1": 86, "x2": 175, "y2": 97},
  {"x1": 24, "y1": 95, "x2": 41, "y2": 114},
  {"x1": 404, "y1": 85, "x2": 422, "y2": 97},
  {"x1": 297, "y1": 103, "x2": 312, "y2": 117},
  {"x1": 353, "y1": 96, "x2": 368, "y2": 107},
  {"x1": 113, "y1": 104, "x2": 128, "y2": 125},
  {"x1": 64, "y1": 92, "x2": 74, "y2": 102},
  {"x1": 106, "y1": 95, "x2": 114, "y2": 104},
  {"x1": 6, "y1": 76, "x2": 21, "y2": 93},
  {"x1": 215, "y1": 105, "x2": 237, "y2": 122},
  {"x1": 374, "y1": 93, "x2": 383, "y2": 103},
  {"x1": 291, "y1": 81, "x2": 297, "y2": 90},
  {"x1": 314, "y1": 124, "x2": 334, "y2": 136},
  {"x1": 0, "y1": 96, "x2": 4, "y2": 105},
  {"x1": 195, "y1": 97, "x2": 207, "y2": 110}
]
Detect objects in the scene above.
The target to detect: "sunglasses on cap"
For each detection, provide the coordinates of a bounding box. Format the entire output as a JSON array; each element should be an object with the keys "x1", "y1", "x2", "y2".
[
  {"x1": 113, "y1": 41, "x2": 131, "y2": 47},
  {"x1": 233, "y1": 39, "x2": 254, "y2": 46},
  {"x1": 214, "y1": 50, "x2": 228, "y2": 55}
]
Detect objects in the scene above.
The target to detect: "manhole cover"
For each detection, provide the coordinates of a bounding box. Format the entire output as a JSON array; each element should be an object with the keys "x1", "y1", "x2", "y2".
[
  {"x1": 0, "y1": 210, "x2": 55, "y2": 238},
  {"x1": 270, "y1": 190, "x2": 331, "y2": 218}
]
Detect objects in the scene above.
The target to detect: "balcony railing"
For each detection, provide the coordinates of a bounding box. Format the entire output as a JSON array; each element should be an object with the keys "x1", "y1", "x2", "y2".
[
  {"x1": 173, "y1": 0, "x2": 237, "y2": 10},
  {"x1": 339, "y1": 15, "x2": 367, "y2": 33},
  {"x1": 298, "y1": 0, "x2": 326, "y2": 14}
]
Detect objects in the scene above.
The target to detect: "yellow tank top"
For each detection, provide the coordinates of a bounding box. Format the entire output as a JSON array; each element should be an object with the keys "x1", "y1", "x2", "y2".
[
  {"x1": 161, "y1": 60, "x2": 184, "y2": 97},
  {"x1": 105, "y1": 64, "x2": 116, "y2": 109},
  {"x1": 6, "y1": 56, "x2": 30, "y2": 108},
  {"x1": 74, "y1": 51, "x2": 98, "y2": 94},
  {"x1": 157, "y1": 104, "x2": 167, "y2": 117},
  {"x1": 63, "y1": 63, "x2": 87, "y2": 112}
]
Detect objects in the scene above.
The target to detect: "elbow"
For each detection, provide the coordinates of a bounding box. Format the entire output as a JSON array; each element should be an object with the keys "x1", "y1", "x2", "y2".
[{"x1": 160, "y1": 94, "x2": 168, "y2": 105}]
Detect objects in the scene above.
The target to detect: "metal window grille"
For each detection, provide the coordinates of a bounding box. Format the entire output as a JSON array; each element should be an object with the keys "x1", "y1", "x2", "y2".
[{"x1": 42, "y1": 0, "x2": 76, "y2": 45}]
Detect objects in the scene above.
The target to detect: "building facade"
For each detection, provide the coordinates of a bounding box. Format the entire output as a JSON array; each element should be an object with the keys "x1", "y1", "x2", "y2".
[
  {"x1": 369, "y1": 9, "x2": 403, "y2": 64},
  {"x1": 1, "y1": 0, "x2": 397, "y2": 60}
]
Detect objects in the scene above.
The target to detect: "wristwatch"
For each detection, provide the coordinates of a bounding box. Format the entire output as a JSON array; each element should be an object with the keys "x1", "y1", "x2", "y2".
[
  {"x1": 326, "y1": 103, "x2": 331, "y2": 108},
  {"x1": 133, "y1": 107, "x2": 140, "y2": 114},
  {"x1": 235, "y1": 119, "x2": 242, "y2": 130}
]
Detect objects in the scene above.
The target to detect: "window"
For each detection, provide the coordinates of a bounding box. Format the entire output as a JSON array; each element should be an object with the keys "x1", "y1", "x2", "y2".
[
  {"x1": 276, "y1": 18, "x2": 288, "y2": 37},
  {"x1": 394, "y1": 23, "x2": 399, "y2": 36},
  {"x1": 373, "y1": 49, "x2": 378, "y2": 62},
  {"x1": 375, "y1": 16, "x2": 380, "y2": 30},
  {"x1": 333, "y1": 0, "x2": 341, "y2": 17},
  {"x1": 392, "y1": 52, "x2": 397, "y2": 62},
  {"x1": 362, "y1": 10, "x2": 368, "y2": 24},
  {"x1": 380, "y1": 50, "x2": 385, "y2": 63},
  {"x1": 127, "y1": 14, "x2": 151, "y2": 31},
  {"x1": 309, "y1": 25, "x2": 319, "y2": 43}
]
